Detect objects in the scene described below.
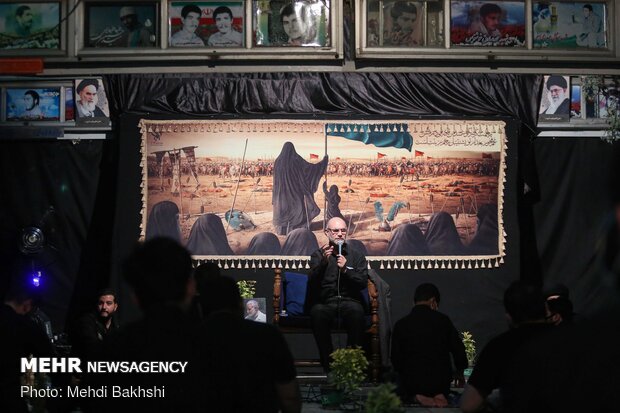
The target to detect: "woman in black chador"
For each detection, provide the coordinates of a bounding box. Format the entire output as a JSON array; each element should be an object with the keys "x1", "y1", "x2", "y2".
[
  {"x1": 186, "y1": 213, "x2": 234, "y2": 255},
  {"x1": 322, "y1": 181, "x2": 345, "y2": 222},
  {"x1": 246, "y1": 232, "x2": 281, "y2": 255},
  {"x1": 425, "y1": 211, "x2": 466, "y2": 255},
  {"x1": 386, "y1": 224, "x2": 430, "y2": 256},
  {"x1": 145, "y1": 201, "x2": 181, "y2": 242},
  {"x1": 272, "y1": 142, "x2": 328, "y2": 235}
]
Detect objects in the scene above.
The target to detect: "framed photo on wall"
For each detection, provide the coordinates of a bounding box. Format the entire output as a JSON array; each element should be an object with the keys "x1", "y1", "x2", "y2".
[
  {"x1": 169, "y1": 1, "x2": 244, "y2": 48},
  {"x1": 74, "y1": 78, "x2": 111, "y2": 127},
  {"x1": 84, "y1": 1, "x2": 158, "y2": 48},
  {"x1": 450, "y1": 1, "x2": 525, "y2": 47},
  {"x1": 5, "y1": 87, "x2": 61, "y2": 121},
  {"x1": 0, "y1": 2, "x2": 60, "y2": 50},
  {"x1": 532, "y1": 2, "x2": 608, "y2": 50},
  {"x1": 243, "y1": 297, "x2": 267, "y2": 323},
  {"x1": 539, "y1": 75, "x2": 571, "y2": 122},
  {"x1": 253, "y1": 0, "x2": 330, "y2": 47}
]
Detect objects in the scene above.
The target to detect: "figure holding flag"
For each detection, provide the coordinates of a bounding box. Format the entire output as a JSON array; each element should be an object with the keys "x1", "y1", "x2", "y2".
[{"x1": 273, "y1": 142, "x2": 328, "y2": 235}]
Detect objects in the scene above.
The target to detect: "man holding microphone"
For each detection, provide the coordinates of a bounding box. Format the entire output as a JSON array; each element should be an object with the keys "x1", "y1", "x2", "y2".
[{"x1": 308, "y1": 217, "x2": 369, "y2": 372}]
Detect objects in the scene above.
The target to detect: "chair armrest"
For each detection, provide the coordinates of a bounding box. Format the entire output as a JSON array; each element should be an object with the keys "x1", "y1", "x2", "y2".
[{"x1": 273, "y1": 268, "x2": 282, "y2": 325}]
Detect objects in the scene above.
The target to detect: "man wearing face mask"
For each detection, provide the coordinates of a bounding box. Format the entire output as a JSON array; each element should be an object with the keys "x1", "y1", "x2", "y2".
[{"x1": 308, "y1": 217, "x2": 368, "y2": 372}]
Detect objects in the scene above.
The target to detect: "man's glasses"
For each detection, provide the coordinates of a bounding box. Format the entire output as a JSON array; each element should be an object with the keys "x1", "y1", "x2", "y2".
[{"x1": 327, "y1": 228, "x2": 347, "y2": 233}]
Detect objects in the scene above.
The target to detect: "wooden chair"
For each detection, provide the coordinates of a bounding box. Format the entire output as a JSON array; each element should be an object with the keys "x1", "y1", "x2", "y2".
[{"x1": 272, "y1": 268, "x2": 380, "y2": 383}]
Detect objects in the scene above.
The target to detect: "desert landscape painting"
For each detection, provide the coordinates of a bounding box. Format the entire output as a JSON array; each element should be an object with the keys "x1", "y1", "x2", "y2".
[{"x1": 140, "y1": 119, "x2": 505, "y2": 263}]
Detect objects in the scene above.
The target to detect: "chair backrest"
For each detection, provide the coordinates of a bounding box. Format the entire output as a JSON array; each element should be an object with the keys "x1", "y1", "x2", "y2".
[{"x1": 282, "y1": 271, "x2": 370, "y2": 316}]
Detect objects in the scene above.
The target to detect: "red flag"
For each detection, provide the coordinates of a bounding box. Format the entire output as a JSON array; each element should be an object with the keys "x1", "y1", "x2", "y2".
[
  {"x1": 415, "y1": 150, "x2": 424, "y2": 157},
  {"x1": 482, "y1": 153, "x2": 492, "y2": 159},
  {"x1": 310, "y1": 153, "x2": 319, "y2": 159},
  {"x1": 377, "y1": 152, "x2": 387, "y2": 159},
  {"x1": 426, "y1": 156, "x2": 433, "y2": 160},
  {"x1": 205, "y1": 157, "x2": 212, "y2": 161},
  {"x1": 401, "y1": 156, "x2": 407, "y2": 161},
  {"x1": 336, "y1": 157, "x2": 341, "y2": 161}
]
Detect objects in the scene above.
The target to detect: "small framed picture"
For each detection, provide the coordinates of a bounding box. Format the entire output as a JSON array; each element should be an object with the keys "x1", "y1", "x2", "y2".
[
  {"x1": 0, "y1": 2, "x2": 61, "y2": 50},
  {"x1": 243, "y1": 297, "x2": 267, "y2": 323},
  {"x1": 254, "y1": 0, "x2": 330, "y2": 47},
  {"x1": 5, "y1": 87, "x2": 61, "y2": 121},
  {"x1": 169, "y1": 1, "x2": 244, "y2": 48},
  {"x1": 532, "y1": 2, "x2": 608, "y2": 50},
  {"x1": 74, "y1": 78, "x2": 111, "y2": 126},
  {"x1": 84, "y1": 1, "x2": 158, "y2": 48},
  {"x1": 450, "y1": 1, "x2": 526, "y2": 47},
  {"x1": 367, "y1": 1, "x2": 424, "y2": 47},
  {"x1": 539, "y1": 75, "x2": 571, "y2": 122}
]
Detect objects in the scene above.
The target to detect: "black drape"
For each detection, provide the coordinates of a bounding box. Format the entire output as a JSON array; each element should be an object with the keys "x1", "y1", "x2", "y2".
[
  {"x1": 104, "y1": 72, "x2": 535, "y2": 348},
  {"x1": 532, "y1": 138, "x2": 619, "y2": 316}
]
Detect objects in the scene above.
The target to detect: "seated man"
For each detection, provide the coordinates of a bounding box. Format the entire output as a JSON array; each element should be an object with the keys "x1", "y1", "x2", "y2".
[
  {"x1": 71, "y1": 288, "x2": 119, "y2": 361},
  {"x1": 391, "y1": 283, "x2": 467, "y2": 407},
  {"x1": 308, "y1": 217, "x2": 368, "y2": 371}
]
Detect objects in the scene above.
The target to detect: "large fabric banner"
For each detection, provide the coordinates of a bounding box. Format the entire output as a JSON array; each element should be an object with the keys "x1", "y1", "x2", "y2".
[{"x1": 140, "y1": 119, "x2": 506, "y2": 269}]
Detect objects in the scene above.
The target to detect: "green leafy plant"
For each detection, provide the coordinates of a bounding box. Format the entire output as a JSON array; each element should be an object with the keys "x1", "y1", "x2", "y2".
[
  {"x1": 329, "y1": 347, "x2": 369, "y2": 394},
  {"x1": 462, "y1": 331, "x2": 477, "y2": 367},
  {"x1": 582, "y1": 75, "x2": 619, "y2": 143},
  {"x1": 365, "y1": 383, "x2": 404, "y2": 413},
  {"x1": 237, "y1": 280, "x2": 256, "y2": 299}
]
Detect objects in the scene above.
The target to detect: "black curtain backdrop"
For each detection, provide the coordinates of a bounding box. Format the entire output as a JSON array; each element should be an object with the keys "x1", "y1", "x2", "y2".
[
  {"x1": 103, "y1": 72, "x2": 539, "y2": 349},
  {"x1": 14, "y1": 72, "x2": 617, "y2": 353},
  {"x1": 532, "y1": 138, "x2": 619, "y2": 316}
]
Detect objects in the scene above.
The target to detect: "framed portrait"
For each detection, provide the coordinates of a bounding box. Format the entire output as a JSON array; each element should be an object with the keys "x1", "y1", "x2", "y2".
[
  {"x1": 450, "y1": 1, "x2": 525, "y2": 47},
  {"x1": 169, "y1": 1, "x2": 244, "y2": 48},
  {"x1": 0, "y1": 2, "x2": 61, "y2": 50},
  {"x1": 84, "y1": 1, "x2": 159, "y2": 48},
  {"x1": 539, "y1": 75, "x2": 571, "y2": 122},
  {"x1": 243, "y1": 297, "x2": 267, "y2": 323},
  {"x1": 532, "y1": 2, "x2": 608, "y2": 50},
  {"x1": 253, "y1": 0, "x2": 330, "y2": 47},
  {"x1": 74, "y1": 78, "x2": 111, "y2": 127},
  {"x1": 570, "y1": 83, "x2": 582, "y2": 118},
  {"x1": 5, "y1": 87, "x2": 61, "y2": 121}
]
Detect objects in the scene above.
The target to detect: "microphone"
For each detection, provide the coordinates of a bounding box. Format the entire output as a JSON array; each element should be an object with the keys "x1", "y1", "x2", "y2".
[{"x1": 336, "y1": 239, "x2": 344, "y2": 256}]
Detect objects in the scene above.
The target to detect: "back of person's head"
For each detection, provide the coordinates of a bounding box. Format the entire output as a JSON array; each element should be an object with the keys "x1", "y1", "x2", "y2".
[
  {"x1": 194, "y1": 262, "x2": 221, "y2": 293},
  {"x1": 584, "y1": 4, "x2": 593, "y2": 12},
  {"x1": 123, "y1": 237, "x2": 193, "y2": 311},
  {"x1": 503, "y1": 280, "x2": 546, "y2": 325},
  {"x1": 414, "y1": 282, "x2": 440, "y2": 304},
  {"x1": 4, "y1": 272, "x2": 40, "y2": 314},
  {"x1": 182, "y1": 4, "x2": 201, "y2": 18},
  {"x1": 197, "y1": 275, "x2": 241, "y2": 316},
  {"x1": 546, "y1": 296, "x2": 574, "y2": 324},
  {"x1": 480, "y1": 3, "x2": 501, "y2": 18},
  {"x1": 391, "y1": 1, "x2": 417, "y2": 19}
]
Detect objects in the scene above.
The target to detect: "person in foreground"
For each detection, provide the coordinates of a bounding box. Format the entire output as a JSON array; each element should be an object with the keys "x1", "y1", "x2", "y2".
[
  {"x1": 460, "y1": 280, "x2": 552, "y2": 413},
  {"x1": 392, "y1": 283, "x2": 467, "y2": 407},
  {"x1": 308, "y1": 216, "x2": 369, "y2": 371},
  {"x1": 198, "y1": 275, "x2": 301, "y2": 413}
]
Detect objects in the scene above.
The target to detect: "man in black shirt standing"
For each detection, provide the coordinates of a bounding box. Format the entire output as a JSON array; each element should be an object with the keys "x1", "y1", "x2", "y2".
[
  {"x1": 391, "y1": 283, "x2": 467, "y2": 407},
  {"x1": 308, "y1": 216, "x2": 368, "y2": 371}
]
